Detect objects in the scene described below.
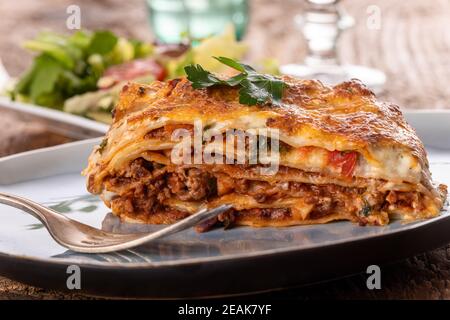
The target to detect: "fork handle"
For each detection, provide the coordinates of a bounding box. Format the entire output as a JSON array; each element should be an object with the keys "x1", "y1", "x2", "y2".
[{"x1": 0, "y1": 192, "x2": 49, "y2": 223}]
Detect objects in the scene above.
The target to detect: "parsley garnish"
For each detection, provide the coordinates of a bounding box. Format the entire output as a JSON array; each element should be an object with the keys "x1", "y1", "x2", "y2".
[
  {"x1": 184, "y1": 56, "x2": 287, "y2": 106},
  {"x1": 359, "y1": 200, "x2": 372, "y2": 217},
  {"x1": 98, "y1": 138, "x2": 108, "y2": 154}
]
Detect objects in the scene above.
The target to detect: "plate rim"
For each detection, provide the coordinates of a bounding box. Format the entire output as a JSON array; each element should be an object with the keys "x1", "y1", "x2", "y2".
[
  {"x1": 0, "y1": 96, "x2": 109, "y2": 134},
  {"x1": 0, "y1": 137, "x2": 101, "y2": 163},
  {"x1": 0, "y1": 207, "x2": 448, "y2": 269}
]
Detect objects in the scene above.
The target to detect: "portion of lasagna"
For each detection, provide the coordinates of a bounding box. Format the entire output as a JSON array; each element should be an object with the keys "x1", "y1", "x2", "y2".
[{"x1": 83, "y1": 76, "x2": 447, "y2": 229}]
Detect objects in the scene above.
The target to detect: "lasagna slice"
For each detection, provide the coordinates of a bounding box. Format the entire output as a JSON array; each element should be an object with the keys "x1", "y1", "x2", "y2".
[{"x1": 83, "y1": 77, "x2": 447, "y2": 228}]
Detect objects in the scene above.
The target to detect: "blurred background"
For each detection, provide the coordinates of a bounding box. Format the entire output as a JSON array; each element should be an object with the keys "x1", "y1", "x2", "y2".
[{"x1": 0, "y1": 0, "x2": 449, "y2": 109}]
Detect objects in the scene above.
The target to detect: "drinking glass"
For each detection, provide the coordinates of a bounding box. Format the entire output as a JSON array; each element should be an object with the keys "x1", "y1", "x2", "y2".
[
  {"x1": 146, "y1": 0, "x2": 249, "y2": 44},
  {"x1": 280, "y1": 0, "x2": 385, "y2": 90}
]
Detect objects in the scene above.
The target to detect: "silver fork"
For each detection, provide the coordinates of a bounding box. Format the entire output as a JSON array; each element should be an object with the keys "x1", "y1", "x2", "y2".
[{"x1": 0, "y1": 192, "x2": 231, "y2": 253}]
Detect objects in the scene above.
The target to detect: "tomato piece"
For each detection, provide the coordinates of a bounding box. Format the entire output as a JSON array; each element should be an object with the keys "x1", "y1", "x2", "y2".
[
  {"x1": 100, "y1": 58, "x2": 167, "y2": 88},
  {"x1": 328, "y1": 150, "x2": 358, "y2": 177},
  {"x1": 297, "y1": 146, "x2": 315, "y2": 156}
]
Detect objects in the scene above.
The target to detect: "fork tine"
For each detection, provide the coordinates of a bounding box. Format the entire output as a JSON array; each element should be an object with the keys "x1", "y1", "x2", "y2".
[
  {"x1": 86, "y1": 204, "x2": 233, "y2": 252},
  {"x1": 70, "y1": 204, "x2": 233, "y2": 253}
]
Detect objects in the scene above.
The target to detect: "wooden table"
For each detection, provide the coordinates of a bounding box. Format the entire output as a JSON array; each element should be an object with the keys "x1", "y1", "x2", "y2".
[{"x1": 1, "y1": 0, "x2": 450, "y2": 299}]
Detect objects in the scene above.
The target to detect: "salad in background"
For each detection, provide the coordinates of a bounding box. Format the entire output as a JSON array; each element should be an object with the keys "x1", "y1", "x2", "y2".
[{"x1": 7, "y1": 25, "x2": 277, "y2": 124}]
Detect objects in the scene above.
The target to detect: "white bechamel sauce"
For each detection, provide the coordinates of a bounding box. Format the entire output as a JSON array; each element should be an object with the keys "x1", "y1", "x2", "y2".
[
  {"x1": 102, "y1": 190, "x2": 117, "y2": 201},
  {"x1": 356, "y1": 147, "x2": 421, "y2": 183}
]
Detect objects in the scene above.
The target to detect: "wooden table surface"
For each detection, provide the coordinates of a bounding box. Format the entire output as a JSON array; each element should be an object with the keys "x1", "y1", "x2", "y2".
[{"x1": 1, "y1": 0, "x2": 450, "y2": 299}]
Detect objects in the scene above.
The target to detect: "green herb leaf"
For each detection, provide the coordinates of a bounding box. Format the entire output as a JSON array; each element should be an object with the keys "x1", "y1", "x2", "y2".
[
  {"x1": 98, "y1": 138, "x2": 108, "y2": 154},
  {"x1": 87, "y1": 31, "x2": 118, "y2": 55},
  {"x1": 359, "y1": 200, "x2": 372, "y2": 217},
  {"x1": 213, "y1": 56, "x2": 256, "y2": 74},
  {"x1": 213, "y1": 56, "x2": 246, "y2": 73},
  {"x1": 24, "y1": 39, "x2": 75, "y2": 69},
  {"x1": 224, "y1": 72, "x2": 247, "y2": 86},
  {"x1": 184, "y1": 64, "x2": 224, "y2": 88},
  {"x1": 29, "y1": 55, "x2": 63, "y2": 101},
  {"x1": 184, "y1": 56, "x2": 287, "y2": 106}
]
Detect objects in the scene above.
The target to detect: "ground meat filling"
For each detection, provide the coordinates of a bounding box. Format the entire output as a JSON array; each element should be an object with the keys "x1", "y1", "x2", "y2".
[
  {"x1": 167, "y1": 168, "x2": 216, "y2": 201},
  {"x1": 104, "y1": 157, "x2": 422, "y2": 229}
]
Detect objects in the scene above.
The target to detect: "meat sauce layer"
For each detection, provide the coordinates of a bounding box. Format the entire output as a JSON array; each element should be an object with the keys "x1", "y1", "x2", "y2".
[{"x1": 102, "y1": 158, "x2": 426, "y2": 230}]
